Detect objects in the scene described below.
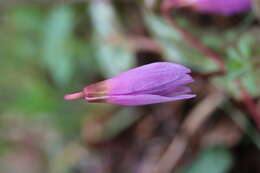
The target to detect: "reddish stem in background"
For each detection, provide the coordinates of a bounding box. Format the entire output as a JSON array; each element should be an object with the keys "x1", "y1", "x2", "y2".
[
  {"x1": 237, "y1": 80, "x2": 260, "y2": 130},
  {"x1": 160, "y1": 0, "x2": 260, "y2": 129},
  {"x1": 161, "y1": 2, "x2": 226, "y2": 73}
]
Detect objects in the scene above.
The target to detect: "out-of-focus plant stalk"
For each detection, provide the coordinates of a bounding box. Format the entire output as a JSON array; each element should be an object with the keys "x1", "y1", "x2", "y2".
[
  {"x1": 236, "y1": 80, "x2": 260, "y2": 130},
  {"x1": 160, "y1": 0, "x2": 260, "y2": 130},
  {"x1": 161, "y1": 0, "x2": 226, "y2": 73}
]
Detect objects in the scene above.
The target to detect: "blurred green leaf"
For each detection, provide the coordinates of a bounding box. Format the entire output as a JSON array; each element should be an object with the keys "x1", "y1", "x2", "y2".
[
  {"x1": 13, "y1": 81, "x2": 59, "y2": 114},
  {"x1": 225, "y1": 33, "x2": 258, "y2": 97},
  {"x1": 224, "y1": 102, "x2": 260, "y2": 149},
  {"x1": 238, "y1": 34, "x2": 253, "y2": 59},
  {"x1": 89, "y1": 1, "x2": 135, "y2": 77},
  {"x1": 0, "y1": 5, "x2": 43, "y2": 66},
  {"x1": 103, "y1": 108, "x2": 140, "y2": 139},
  {"x1": 7, "y1": 5, "x2": 44, "y2": 32},
  {"x1": 42, "y1": 5, "x2": 75, "y2": 87},
  {"x1": 144, "y1": 12, "x2": 218, "y2": 72},
  {"x1": 182, "y1": 147, "x2": 232, "y2": 173}
]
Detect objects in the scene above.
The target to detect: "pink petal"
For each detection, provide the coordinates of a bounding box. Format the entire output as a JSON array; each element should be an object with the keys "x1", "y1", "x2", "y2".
[
  {"x1": 169, "y1": 0, "x2": 251, "y2": 15},
  {"x1": 85, "y1": 94, "x2": 196, "y2": 106},
  {"x1": 163, "y1": 86, "x2": 192, "y2": 97},
  {"x1": 196, "y1": 0, "x2": 251, "y2": 15},
  {"x1": 134, "y1": 74, "x2": 194, "y2": 96},
  {"x1": 103, "y1": 62, "x2": 191, "y2": 95}
]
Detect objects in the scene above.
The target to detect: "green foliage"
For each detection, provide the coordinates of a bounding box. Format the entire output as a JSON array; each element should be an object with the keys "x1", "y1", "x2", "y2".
[
  {"x1": 89, "y1": 1, "x2": 135, "y2": 78},
  {"x1": 144, "y1": 12, "x2": 218, "y2": 72},
  {"x1": 182, "y1": 147, "x2": 232, "y2": 173},
  {"x1": 0, "y1": 1, "x2": 259, "y2": 173},
  {"x1": 0, "y1": 5, "x2": 42, "y2": 66},
  {"x1": 225, "y1": 34, "x2": 258, "y2": 97},
  {"x1": 12, "y1": 81, "x2": 59, "y2": 114},
  {"x1": 42, "y1": 5, "x2": 75, "y2": 87},
  {"x1": 102, "y1": 108, "x2": 140, "y2": 140}
]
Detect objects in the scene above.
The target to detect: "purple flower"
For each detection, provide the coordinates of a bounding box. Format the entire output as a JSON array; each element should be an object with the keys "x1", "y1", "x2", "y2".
[
  {"x1": 168, "y1": 0, "x2": 251, "y2": 15},
  {"x1": 64, "y1": 62, "x2": 195, "y2": 106}
]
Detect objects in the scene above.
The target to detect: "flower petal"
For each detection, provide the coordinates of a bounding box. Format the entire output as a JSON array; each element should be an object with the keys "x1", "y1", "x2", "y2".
[
  {"x1": 163, "y1": 86, "x2": 192, "y2": 97},
  {"x1": 196, "y1": 0, "x2": 251, "y2": 15},
  {"x1": 103, "y1": 62, "x2": 191, "y2": 95},
  {"x1": 136, "y1": 74, "x2": 194, "y2": 96},
  {"x1": 65, "y1": 62, "x2": 196, "y2": 106},
  {"x1": 170, "y1": 0, "x2": 251, "y2": 15},
  {"x1": 85, "y1": 94, "x2": 196, "y2": 106}
]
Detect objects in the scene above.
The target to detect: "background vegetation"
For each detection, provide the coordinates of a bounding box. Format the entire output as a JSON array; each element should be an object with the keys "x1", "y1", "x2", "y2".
[{"x1": 0, "y1": 0, "x2": 260, "y2": 173}]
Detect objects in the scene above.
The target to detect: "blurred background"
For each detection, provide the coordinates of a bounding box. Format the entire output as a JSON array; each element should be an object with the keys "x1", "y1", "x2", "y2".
[{"x1": 0, "y1": 0, "x2": 260, "y2": 173}]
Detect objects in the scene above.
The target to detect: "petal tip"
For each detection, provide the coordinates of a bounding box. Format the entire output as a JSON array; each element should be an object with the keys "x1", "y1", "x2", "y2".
[{"x1": 64, "y1": 92, "x2": 84, "y2": 100}]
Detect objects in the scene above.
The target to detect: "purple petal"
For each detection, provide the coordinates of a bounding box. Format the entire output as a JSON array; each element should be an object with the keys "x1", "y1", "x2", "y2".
[
  {"x1": 136, "y1": 74, "x2": 194, "y2": 96},
  {"x1": 85, "y1": 94, "x2": 196, "y2": 106},
  {"x1": 170, "y1": 0, "x2": 251, "y2": 15},
  {"x1": 163, "y1": 86, "x2": 192, "y2": 97},
  {"x1": 103, "y1": 62, "x2": 191, "y2": 95},
  {"x1": 196, "y1": 0, "x2": 251, "y2": 15},
  {"x1": 65, "y1": 62, "x2": 196, "y2": 106}
]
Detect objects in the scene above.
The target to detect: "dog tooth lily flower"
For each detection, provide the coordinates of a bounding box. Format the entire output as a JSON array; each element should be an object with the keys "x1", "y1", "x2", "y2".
[
  {"x1": 166, "y1": 0, "x2": 251, "y2": 15},
  {"x1": 64, "y1": 62, "x2": 195, "y2": 106}
]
